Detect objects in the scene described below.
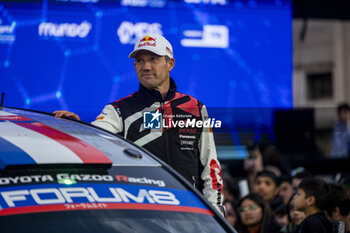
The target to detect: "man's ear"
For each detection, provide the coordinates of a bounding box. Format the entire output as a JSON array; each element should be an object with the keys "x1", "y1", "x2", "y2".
[
  {"x1": 168, "y1": 58, "x2": 175, "y2": 72},
  {"x1": 332, "y1": 206, "x2": 341, "y2": 218},
  {"x1": 306, "y1": 196, "x2": 315, "y2": 206}
]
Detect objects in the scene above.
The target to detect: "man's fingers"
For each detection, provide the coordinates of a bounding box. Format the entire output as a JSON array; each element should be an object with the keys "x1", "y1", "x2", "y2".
[
  {"x1": 66, "y1": 112, "x2": 80, "y2": 120},
  {"x1": 52, "y1": 110, "x2": 80, "y2": 120},
  {"x1": 53, "y1": 110, "x2": 68, "y2": 118}
]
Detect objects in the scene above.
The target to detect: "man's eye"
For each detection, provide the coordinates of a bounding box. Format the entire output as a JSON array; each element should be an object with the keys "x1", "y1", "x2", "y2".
[{"x1": 151, "y1": 57, "x2": 158, "y2": 62}]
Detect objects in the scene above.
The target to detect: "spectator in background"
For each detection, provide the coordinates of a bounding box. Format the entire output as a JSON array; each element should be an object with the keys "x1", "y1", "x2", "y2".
[
  {"x1": 281, "y1": 193, "x2": 306, "y2": 233},
  {"x1": 292, "y1": 171, "x2": 313, "y2": 192},
  {"x1": 261, "y1": 144, "x2": 288, "y2": 176},
  {"x1": 223, "y1": 172, "x2": 241, "y2": 203},
  {"x1": 224, "y1": 199, "x2": 237, "y2": 228},
  {"x1": 340, "y1": 174, "x2": 350, "y2": 196},
  {"x1": 279, "y1": 175, "x2": 294, "y2": 205},
  {"x1": 244, "y1": 143, "x2": 288, "y2": 192},
  {"x1": 234, "y1": 193, "x2": 281, "y2": 233},
  {"x1": 253, "y1": 170, "x2": 284, "y2": 214},
  {"x1": 274, "y1": 205, "x2": 289, "y2": 229},
  {"x1": 244, "y1": 144, "x2": 264, "y2": 191},
  {"x1": 325, "y1": 183, "x2": 350, "y2": 233},
  {"x1": 331, "y1": 102, "x2": 350, "y2": 158},
  {"x1": 293, "y1": 177, "x2": 332, "y2": 233}
]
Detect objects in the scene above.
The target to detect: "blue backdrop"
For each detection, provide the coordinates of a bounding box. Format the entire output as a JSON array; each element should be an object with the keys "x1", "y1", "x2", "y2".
[{"x1": 0, "y1": 0, "x2": 292, "y2": 123}]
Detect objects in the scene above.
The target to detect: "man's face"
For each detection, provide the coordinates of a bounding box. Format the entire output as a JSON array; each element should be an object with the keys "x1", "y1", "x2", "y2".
[
  {"x1": 339, "y1": 109, "x2": 350, "y2": 123},
  {"x1": 289, "y1": 198, "x2": 306, "y2": 226},
  {"x1": 134, "y1": 51, "x2": 175, "y2": 90},
  {"x1": 253, "y1": 176, "x2": 279, "y2": 202},
  {"x1": 279, "y1": 181, "x2": 294, "y2": 204},
  {"x1": 293, "y1": 188, "x2": 308, "y2": 212}
]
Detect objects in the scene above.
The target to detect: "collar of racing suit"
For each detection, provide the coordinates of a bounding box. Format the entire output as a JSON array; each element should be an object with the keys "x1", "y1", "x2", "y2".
[{"x1": 137, "y1": 77, "x2": 177, "y2": 103}]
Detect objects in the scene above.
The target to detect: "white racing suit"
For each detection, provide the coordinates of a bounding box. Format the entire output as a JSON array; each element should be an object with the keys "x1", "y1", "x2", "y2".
[{"x1": 92, "y1": 78, "x2": 224, "y2": 214}]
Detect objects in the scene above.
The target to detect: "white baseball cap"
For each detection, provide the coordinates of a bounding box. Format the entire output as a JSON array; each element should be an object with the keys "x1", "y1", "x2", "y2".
[{"x1": 129, "y1": 33, "x2": 174, "y2": 59}]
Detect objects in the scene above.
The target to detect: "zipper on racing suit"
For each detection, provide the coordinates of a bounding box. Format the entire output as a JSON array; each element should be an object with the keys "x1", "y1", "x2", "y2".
[{"x1": 160, "y1": 101, "x2": 170, "y2": 164}]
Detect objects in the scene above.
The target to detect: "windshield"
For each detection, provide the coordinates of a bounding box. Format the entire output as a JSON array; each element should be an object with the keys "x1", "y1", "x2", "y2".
[{"x1": 1, "y1": 209, "x2": 227, "y2": 233}]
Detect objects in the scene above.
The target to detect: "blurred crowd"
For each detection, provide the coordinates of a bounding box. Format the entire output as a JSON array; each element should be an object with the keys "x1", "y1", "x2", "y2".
[{"x1": 222, "y1": 144, "x2": 350, "y2": 233}]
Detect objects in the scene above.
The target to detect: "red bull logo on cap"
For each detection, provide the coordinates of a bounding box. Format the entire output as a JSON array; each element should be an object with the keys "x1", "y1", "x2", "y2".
[{"x1": 138, "y1": 35, "x2": 156, "y2": 48}]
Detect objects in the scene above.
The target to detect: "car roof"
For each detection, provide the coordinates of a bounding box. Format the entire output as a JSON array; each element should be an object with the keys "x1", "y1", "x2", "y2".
[{"x1": 0, "y1": 107, "x2": 160, "y2": 170}]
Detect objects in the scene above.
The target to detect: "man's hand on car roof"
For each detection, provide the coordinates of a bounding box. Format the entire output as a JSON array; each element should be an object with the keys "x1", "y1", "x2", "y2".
[{"x1": 53, "y1": 110, "x2": 81, "y2": 121}]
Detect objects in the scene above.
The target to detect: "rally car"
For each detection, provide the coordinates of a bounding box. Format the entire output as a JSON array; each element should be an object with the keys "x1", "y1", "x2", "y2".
[{"x1": 0, "y1": 107, "x2": 236, "y2": 233}]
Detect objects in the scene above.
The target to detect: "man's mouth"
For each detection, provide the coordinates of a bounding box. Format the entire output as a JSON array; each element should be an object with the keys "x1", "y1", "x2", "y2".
[{"x1": 257, "y1": 191, "x2": 265, "y2": 197}]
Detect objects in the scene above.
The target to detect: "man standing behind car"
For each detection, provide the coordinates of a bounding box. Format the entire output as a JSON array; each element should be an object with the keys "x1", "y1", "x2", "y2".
[{"x1": 53, "y1": 33, "x2": 224, "y2": 214}]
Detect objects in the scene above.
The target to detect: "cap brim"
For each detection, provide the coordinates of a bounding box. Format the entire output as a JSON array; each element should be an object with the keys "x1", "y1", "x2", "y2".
[
  {"x1": 128, "y1": 51, "x2": 138, "y2": 59},
  {"x1": 128, "y1": 48, "x2": 168, "y2": 59}
]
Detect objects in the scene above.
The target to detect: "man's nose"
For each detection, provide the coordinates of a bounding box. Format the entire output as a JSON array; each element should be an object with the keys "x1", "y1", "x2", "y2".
[{"x1": 142, "y1": 61, "x2": 152, "y2": 70}]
